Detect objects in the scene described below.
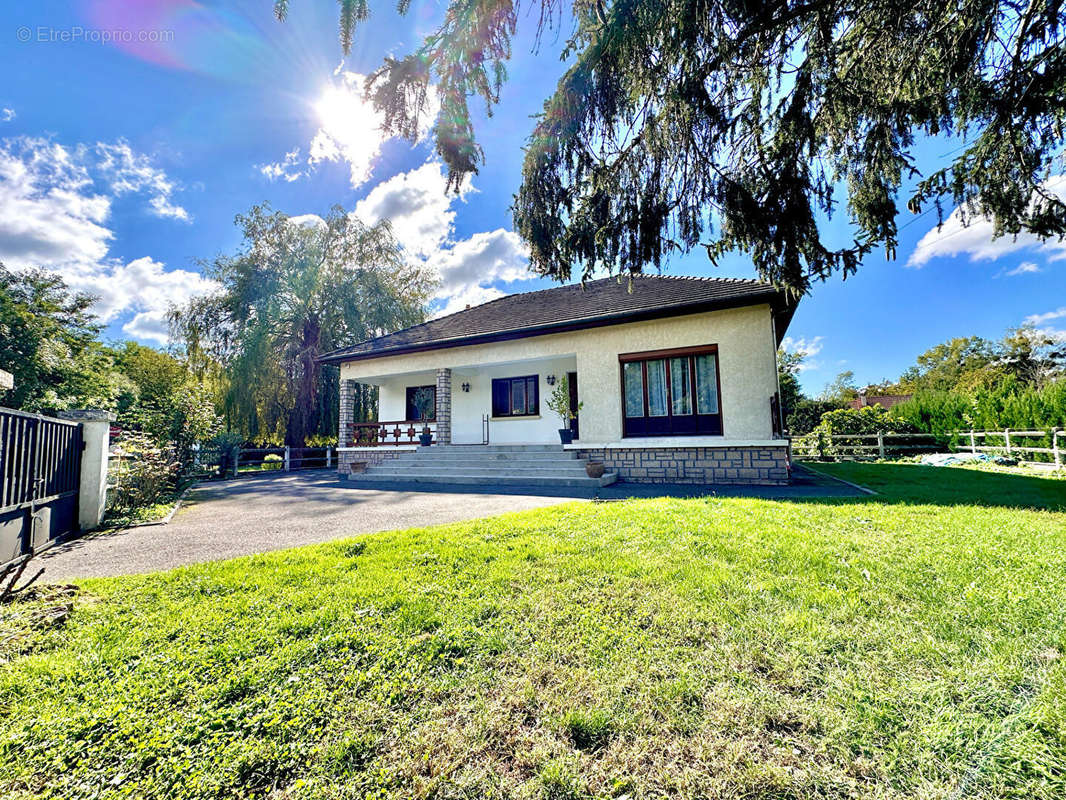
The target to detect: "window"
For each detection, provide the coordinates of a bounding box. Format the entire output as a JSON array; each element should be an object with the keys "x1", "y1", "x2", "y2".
[
  {"x1": 492, "y1": 375, "x2": 539, "y2": 417},
  {"x1": 405, "y1": 385, "x2": 436, "y2": 421},
  {"x1": 618, "y1": 346, "x2": 722, "y2": 437}
]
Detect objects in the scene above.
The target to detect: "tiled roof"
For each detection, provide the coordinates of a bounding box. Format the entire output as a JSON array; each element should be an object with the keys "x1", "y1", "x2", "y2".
[{"x1": 320, "y1": 275, "x2": 795, "y2": 364}]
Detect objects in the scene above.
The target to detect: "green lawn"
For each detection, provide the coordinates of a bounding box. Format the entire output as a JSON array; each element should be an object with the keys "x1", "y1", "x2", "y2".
[{"x1": 1, "y1": 464, "x2": 1064, "y2": 799}]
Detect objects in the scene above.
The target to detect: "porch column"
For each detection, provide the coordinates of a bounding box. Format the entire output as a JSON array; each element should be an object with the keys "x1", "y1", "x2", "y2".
[
  {"x1": 435, "y1": 368, "x2": 452, "y2": 444},
  {"x1": 338, "y1": 378, "x2": 356, "y2": 447}
]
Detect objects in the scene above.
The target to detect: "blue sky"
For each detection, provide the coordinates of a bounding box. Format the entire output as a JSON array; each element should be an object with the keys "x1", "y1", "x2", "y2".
[{"x1": 2, "y1": 1, "x2": 1064, "y2": 394}]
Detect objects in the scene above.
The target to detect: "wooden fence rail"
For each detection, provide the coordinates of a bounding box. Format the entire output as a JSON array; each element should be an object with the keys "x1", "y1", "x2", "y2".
[{"x1": 792, "y1": 427, "x2": 1064, "y2": 467}]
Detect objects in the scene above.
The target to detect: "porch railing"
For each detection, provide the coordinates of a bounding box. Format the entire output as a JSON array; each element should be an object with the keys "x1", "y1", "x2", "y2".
[{"x1": 345, "y1": 420, "x2": 436, "y2": 447}]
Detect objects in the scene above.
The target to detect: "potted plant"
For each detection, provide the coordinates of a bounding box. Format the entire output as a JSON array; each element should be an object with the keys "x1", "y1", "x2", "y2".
[
  {"x1": 411, "y1": 386, "x2": 436, "y2": 446},
  {"x1": 546, "y1": 374, "x2": 582, "y2": 445}
]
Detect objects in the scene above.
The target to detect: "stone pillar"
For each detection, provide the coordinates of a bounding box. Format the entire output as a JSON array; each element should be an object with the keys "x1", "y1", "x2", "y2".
[
  {"x1": 58, "y1": 409, "x2": 114, "y2": 532},
  {"x1": 338, "y1": 378, "x2": 356, "y2": 448},
  {"x1": 435, "y1": 368, "x2": 452, "y2": 445}
]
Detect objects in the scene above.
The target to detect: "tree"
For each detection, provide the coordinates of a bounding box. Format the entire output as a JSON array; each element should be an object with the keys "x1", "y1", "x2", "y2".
[
  {"x1": 171, "y1": 205, "x2": 434, "y2": 446},
  {"x1": 819, "y1": 370, "x2": 858, "y2": 404},
  {"x1": 0, "y1": 266, "x2": 126, "y2": 412},
  {"x1": 277, "y1": 1, "x2": 1066, "y2": 295},
  {"x1": 898, "y1": 335, "x2": 1001, "y2": 393},
  {"x1": 776, "y1": 348, "x2": 805, "y2": 424}
]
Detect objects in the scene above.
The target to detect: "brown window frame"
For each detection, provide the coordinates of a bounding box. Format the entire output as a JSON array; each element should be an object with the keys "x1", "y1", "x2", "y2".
[
  {"x1": 491, "y1": 374, "x2": 540, "y2": 418},
  {"x1": 618, "y1": 344, "x2": 724, "y2": 437}
]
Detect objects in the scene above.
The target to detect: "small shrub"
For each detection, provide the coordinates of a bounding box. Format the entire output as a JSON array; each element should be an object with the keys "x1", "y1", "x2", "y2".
[{"x1": 263, "y1": 453, "x2": 283, "y2": 470}]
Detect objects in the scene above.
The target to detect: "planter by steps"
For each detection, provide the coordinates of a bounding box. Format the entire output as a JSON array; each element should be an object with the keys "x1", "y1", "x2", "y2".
[
  {"x1": 558, "y1": 428, "x2": 574, "y2": 445},
  {"x1": 585, "y1": 461, "x2": 606, "y2": 479}
]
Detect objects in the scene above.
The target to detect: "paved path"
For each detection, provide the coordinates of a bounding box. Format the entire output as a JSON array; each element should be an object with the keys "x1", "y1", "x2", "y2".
[{"x1": 39, "y1": 466, "x2": 863, "y2": 580}]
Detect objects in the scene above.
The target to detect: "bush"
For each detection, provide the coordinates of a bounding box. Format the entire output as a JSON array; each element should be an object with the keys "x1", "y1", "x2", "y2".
[
  {"x1": 263, "y1": 453, "x2": 283, "y2": 470},
  {"x1": 787, "y1": 399, "x2": 845, "y2": 434},
  {"x1": 109, "y1": 432, "x2": 180, "y2": 513},
  {"x1": 792, "y1": 406, "x2": 920, "y2": 459}
]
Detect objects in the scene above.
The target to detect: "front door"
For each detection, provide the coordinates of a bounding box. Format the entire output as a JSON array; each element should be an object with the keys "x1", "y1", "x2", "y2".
[{"x1": 567, "y1": 371, "x2": 579, "y2": 440}]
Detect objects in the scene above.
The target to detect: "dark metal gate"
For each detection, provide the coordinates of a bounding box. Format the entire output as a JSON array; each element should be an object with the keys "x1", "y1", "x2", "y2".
[{"x1": 0, "y1": 408, "x2": 82, "y2": 566}]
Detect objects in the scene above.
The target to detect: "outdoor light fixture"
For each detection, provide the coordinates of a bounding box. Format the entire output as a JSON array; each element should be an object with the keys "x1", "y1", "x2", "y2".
[
  {"x1": 546, "y1": 375, "x2": 557, "y2": 386},
  {"x1": 461, "y1": 382, "x2": 471, "y2": 393}
]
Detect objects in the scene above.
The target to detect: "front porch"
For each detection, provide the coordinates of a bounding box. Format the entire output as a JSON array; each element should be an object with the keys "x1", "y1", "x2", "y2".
[{"x1": 338, "y1": 354, "x2": 579, "y2": 449}]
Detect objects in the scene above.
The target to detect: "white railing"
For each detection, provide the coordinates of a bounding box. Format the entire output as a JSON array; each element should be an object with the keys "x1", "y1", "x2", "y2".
[
  {"x1": 955, "y1": 428, "x2": 1064, "y2": 468},
  {"x1": 792, "y1": 427, "x2": 1064, "y2": 467}
]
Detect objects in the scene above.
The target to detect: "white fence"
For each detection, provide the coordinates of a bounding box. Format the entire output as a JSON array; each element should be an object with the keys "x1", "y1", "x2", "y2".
[
  {"x1": 954, "y1": 428, "x2": 1064, "y2": 468},
  {"x1": 792, "y1": 427, "x2": 1064, "y2": 468}
]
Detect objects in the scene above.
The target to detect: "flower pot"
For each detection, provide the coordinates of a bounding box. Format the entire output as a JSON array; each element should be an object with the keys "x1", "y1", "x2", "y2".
[
  {"x1": 558, "y1": 428, "x2": 574, "y2": 445},
  {"x1": 585, "y1": 461, "x2": 605, "y2": 479},
  {"x1": 418, "y1": 432, "x2": 433, "y2": 447}
]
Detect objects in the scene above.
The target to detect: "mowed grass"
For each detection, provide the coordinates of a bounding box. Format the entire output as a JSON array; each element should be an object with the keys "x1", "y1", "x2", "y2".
[{"x1": 1, "y1": 465, "x2": 1065, "y2": 799}]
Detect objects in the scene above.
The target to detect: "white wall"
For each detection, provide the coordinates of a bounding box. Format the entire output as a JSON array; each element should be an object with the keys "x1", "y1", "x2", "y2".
[
  {"x1": 451, "y1": 356, "x2": 577, "y2": 444},
  {"x1": 341, "y1": 304, "x2": 779, "y2": 442}
]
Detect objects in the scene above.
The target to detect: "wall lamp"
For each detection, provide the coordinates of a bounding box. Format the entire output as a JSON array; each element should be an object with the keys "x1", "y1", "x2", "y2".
[
  {"x1": 461, "y1": 382, "x2": 471, "y2": 393},
  {"x1": 546, "y1": 375, "x2": 557, "y2": 386}
]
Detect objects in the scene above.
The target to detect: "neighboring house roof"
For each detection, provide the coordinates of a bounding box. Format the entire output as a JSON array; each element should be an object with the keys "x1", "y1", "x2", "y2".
[
  {"x1": 849, "y1": 394, "x2": 912, "y2": 411},
  {"x1": 319, "y1": 275, "x2": 797, "y2": 364}
]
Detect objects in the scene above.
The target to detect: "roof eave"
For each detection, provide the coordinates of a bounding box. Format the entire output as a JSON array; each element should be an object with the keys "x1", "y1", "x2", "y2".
[{"x1": 318, "y1": 289, "x2": 791, "y2": 365}]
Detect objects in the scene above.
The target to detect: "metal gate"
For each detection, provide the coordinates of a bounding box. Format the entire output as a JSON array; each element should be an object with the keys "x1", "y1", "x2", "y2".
[{"x1": 0, "y1": 408, "x2": 82, "y2": 566}]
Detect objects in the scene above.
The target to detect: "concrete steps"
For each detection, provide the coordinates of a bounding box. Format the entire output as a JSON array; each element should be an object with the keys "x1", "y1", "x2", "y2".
[{"x1": 345, "y1": 444, "x2": 618, "y2": 489}]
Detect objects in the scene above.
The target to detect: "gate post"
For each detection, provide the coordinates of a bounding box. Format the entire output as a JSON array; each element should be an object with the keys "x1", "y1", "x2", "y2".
[{"x1": 57, "y1": 409, "x2": 114, "y2": 531}]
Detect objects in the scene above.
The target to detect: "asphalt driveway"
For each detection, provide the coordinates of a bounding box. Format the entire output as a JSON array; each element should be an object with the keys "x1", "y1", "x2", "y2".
[{"x1": 39, "y1": 465, "x2": 863, "y2": 580}]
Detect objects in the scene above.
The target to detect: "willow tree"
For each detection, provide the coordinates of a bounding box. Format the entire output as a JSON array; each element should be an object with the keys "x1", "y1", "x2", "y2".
[
  {"x1": 171, "y1": 205, "x2": 433, "y2": 446},
  {"x1": 277, "y1": 0, "x2": 1066, "y2": 295}
]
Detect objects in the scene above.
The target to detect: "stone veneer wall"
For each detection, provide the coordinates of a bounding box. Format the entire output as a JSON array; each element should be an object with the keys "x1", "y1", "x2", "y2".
[
  {"x1": 338, "y1": 378, "x2": 357, "y2": 446},
  {"x1": 574, "y1": 445, "x2": 790, "y2": 485},
  {"x1": 435, "y1": 368, "x2": 452, "y2": 445},
  {"x1": 336, "y1": 448, "x2": 406, "y2": 475}
]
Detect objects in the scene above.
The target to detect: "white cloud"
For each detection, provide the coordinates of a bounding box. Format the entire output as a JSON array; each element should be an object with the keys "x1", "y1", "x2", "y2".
[
  {"x1": 259, "y1": 148, "x2": 303, "y2": 183},
  {"x1": 71, "y1": 256, "x2": 218, "y2": 323},
  {"x1": 432, "y1": 285, "x2": 507, "y2": 318},
  {"x1": 287, "y1": 213, "x2": 326, "y2": 229},
  {"x1": 353, "y1": 159, "x2": 534, "y2": 312},
  {"x1": 0, "y1": 137, "x2": 113, "y2": 269},
  {"x1": 355, "y1": 160, "x2": 471, "y2": 260},
  {"x1": 121, "y1": 310, "x2": 170, "y2": 345},
  {"x1": 427, "y1": 228, "x2": 531, "y2": 296},
  {"x1": 1004, "y1": 261, "x2": 1042, "y2": 276},
  {"x1": 780, "y1": 335, "x2": 824, "y2": 371},
  {"x1": 0, "y1": 135, "x2": 212, "y2": 343},
  {"x1": 260, "y1": 70, "x2": 439, "y2": 189},
  {"x1": 95, "y1": 140, "x2": 190, "y2": 221},
  {"x1": 1, "y1": 108, "x2": 14, "y2": 122},
  {"x1": 1025, "y1": 307, "x2": 1066, "y2": 326},
  {"x1": 907, "y1": 176, "x2": 1066, "y2": 267}
]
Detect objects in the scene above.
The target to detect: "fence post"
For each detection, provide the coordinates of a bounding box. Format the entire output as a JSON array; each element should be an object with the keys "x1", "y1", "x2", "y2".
[
  {"x1": 57, "y1": 409, "x2": 114, "y2": 531},
  {"x1": 326, "y1": 447, "x2": 332, "y2": 469},
  {"x1": 969, "y1": 429, "x2": 976, "y2": 454},
  {"x1": 1053, "y1": 428, "x2": 1062, "y2": 469},
  {"x1": 1004, "y1": 428, "x2": 1011, "y2": 457},
  {"x1": 284, "y1": 446, "x2": 291, "y2": 472},
  {"x1": 877, "y1": 430, "x2": 885, "y2": 459}
]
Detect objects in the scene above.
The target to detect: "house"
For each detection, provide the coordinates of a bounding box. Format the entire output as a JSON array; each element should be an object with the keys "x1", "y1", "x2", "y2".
[
  {"x1": 849, "y1": 393, "x2": 912, "y2": 411},
  {"x1": 318, "y1": 275, "x2": 797, "y2": 485}
]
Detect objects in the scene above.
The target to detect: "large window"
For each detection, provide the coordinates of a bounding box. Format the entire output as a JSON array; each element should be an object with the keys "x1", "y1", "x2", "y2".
[
  {"x1": 620, "y1": 346, "x2": 722, "y2": 437},
  {"x1": 492, "y1": 375, "x2": 539, "y2": 417},
  {"x1": 405, "y1": 385, "x2": 436, "y2": 421}
]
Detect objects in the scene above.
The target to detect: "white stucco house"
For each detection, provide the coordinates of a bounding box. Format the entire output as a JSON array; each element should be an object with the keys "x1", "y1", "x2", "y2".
[{"x1": 319, "y1": 275, "x2": 797, "y2": 485}]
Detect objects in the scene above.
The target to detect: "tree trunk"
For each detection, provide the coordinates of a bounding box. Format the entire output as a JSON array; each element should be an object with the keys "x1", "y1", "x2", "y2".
[{"x1": 287, "y1": 316, "x2": 321, "y2": 447}]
